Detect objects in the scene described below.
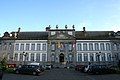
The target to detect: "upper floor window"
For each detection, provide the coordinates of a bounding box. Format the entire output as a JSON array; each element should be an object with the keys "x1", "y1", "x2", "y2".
[
  {"x1": 68, "y1": 44, "x2": 72, "y2": 51},
  {"x1": 31, "y1": 44, "x2": 35, "y2": 51},
  {"x1": 100, "y1": 43, "x2": 105, "y2": 51},
  {"x1": 95, "y1": 43, "x2": 99, "y2": 51},
  {"x1": 77, "y1": 44, "x2": 82, "y2": 51},
  {"x1": 51, "y1": 43, "x2": 55, "y2": 50},
  {"x1": 20, "y1": 44, "x2": 24, "y2": 51},
  {"x1": 42, "y1": 43, "x2": 46, "y2": 51},
  {"x1": 26, "y1": 44, "x2": 30, "y2": 50},
  {"x1": 83, "y1": 43, "x2": 87, "y2": 51},
  {"x1": 15, "y1": 44, "x2": 19, "y2": 50},
  {"x1": 89, "y1": 43, "x2": 93, "y2": 51},
  {"x1": 37, "y1": 44, "x2": 41, "y2": 51},
  {"x1": 106, "y1": 43, "x2": 111, "y2": 51}
]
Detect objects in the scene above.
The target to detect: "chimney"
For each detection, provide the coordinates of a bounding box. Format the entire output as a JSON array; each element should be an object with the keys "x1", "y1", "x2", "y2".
[
  {"x1": 18, "y1": 27, "x2": 21, "y2": 33},
  {"x1": 65, "y1": 25, "x2": 67, "y2": 29},
  {"x1": 46, "y1": 25, "x2": 51, "y2": 31},
  {"x1": 83, "y1": 27, "x2": 86, "y2": 32},
  {"x1": 56, "y1": 25, "x2": 58, "y2": 29}
]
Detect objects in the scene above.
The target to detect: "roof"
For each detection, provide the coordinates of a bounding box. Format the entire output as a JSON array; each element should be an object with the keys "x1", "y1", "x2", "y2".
[
  {"x1": 17, "y1": 31, "x2": 48, "y2": 40},
  {"x1": 75, "y1": 31, "x2": 116, "y2": 40}
]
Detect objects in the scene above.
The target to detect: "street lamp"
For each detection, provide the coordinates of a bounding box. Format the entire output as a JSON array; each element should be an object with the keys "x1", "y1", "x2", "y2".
[
  {"x1": 23, "y1": 52, "x2": 28, "y2": 65},
  {"x1": 96, "y1": 52, "x2": 101, "y2": 65}
]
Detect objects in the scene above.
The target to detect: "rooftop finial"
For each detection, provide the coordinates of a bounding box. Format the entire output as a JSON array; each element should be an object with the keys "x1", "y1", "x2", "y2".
[
  {"x1": 56, "y1": 25, "x2": 58, "y2": 29},
  {"x1": 65, "y1": 25, "x2": 67, "y2": 29},
  {"x1": 72, "y1": 25, "x2": 75, "y2": 29},
  {"x1": 18, "y1": 27, "x2": 21, "y2": 33}
]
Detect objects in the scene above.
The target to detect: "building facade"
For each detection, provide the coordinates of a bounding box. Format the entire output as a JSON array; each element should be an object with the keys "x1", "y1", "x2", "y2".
[{"x1": 0, "y1": 26, "x2": 120, "y2": 67}]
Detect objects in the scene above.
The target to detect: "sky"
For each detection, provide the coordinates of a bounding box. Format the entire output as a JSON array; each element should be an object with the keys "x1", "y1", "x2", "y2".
[{"x1": 0, "y1": 0, "x2": 120, "y2": 36}]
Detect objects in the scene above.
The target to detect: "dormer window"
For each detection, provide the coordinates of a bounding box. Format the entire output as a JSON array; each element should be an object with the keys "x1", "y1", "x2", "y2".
[
  {"x1": 68, "y1": 31, "x2": 73, "y2": 35},
  {"x1": 51, "y1": 31, "x2": 55, "y2": 35}
]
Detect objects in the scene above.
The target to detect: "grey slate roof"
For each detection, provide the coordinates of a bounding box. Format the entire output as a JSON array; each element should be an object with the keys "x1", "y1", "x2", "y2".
[
  {"x1": 17, "y1": 31, "x2": 48, "y2": 40},
  {"x1": 75, "y1": 31, "x2": 115, "y2": 40}
]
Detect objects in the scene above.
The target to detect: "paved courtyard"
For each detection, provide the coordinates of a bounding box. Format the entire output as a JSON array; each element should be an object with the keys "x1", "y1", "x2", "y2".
[{"x1": 2, "y1": 68, "x2": 120, "y2": 80}]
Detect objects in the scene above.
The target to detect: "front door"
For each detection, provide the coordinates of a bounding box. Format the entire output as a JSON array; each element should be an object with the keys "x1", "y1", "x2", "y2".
[{"x1": 59, "y1": 53, "x2": 64, "y2": 62}]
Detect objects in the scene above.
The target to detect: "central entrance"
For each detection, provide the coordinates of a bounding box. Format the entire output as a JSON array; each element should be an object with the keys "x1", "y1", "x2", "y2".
[{"x1": 59, "y1": 53, "x2": 64, "y2": 62}]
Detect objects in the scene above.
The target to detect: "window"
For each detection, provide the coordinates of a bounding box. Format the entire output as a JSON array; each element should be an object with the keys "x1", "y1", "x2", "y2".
[
  {"x1": 69, "y1": 44, "x2": 72, "y2": 50},
  {"x1": 77, "y1": 53, "x2": 82, "y2": 62},
  {"x1": 51, "y1": 54, "x2": 55, "y2": 62},
  {"x1": 100, "y1": 43, "x2": 105, "y2": 51},
  {"x1": 107, "y1": 53, "x2": 111, "y2": 61},
  {"x1": 26, "y1": 44, "x2": 30, "y2": 50},
  {"x1": 84, "y1": 53, "x2": 88, "y2": 61},
  {"x1": 77, "y1": 44, "x2": 82, "y2": 51},
  {"x1": 36, "y1": 53, "x2": 40, "y2": 61},
  {"x1": 14, "y1": 53, "x2": 18, "y2": 61},
  {"x1": 113, "y1": 44, "x2": 117, "y2": 51},
  {"x1": 31, "y1": 44, "x2": 35, "y2": 51},
  {"x1": 68, "y1": 54, "x2": 73, "y2": 62},
  {"x1": 51, "y1": 44, "x2": 55, "y2": 50},
  {"x1": 96, "y1": 53, "x2": 100, "y2": 62},
  {"x1": 24, "y1": 53, "x2": 29, "y2": 61},
  {"x1": 106, "y1": 43, "x2": 111, "y2": 51},
  {"x1": 31, "y1": 53, "x2": 34, "y2": 61},
  {"x1": 15, "y1": 44, "x2": 19, "y2": 50},
  {"x1": 42, "y1": 54, "x2": 46, "y2": 62},
  {"x1": 19, "y1": 53, "x2": 23, "y2": 61},
  {"x1": 101, "y1": 53, "x2": 106, "y2": 61},
  {"x1": 42, "y1": 44, "x2": 46, "y2": 51},
  {"x1": 3, "y1": 43, "x2": 7, "y2": 50},
  {"x1": 95, "y1": 43, "x2": 99, "y2": 50},
  {"x1": 89, "y1": 43, "x2": 93, "y2": 51},
  {"x1": 90, "y1": 53, "x2": 94, "y2": 61},
  {"x1": 20, "y1": 44, "x2": 24, "y2": 51},
  {"x1": 83, "y1": 43, "x2": 87, "y2": 51},
  {"x1": 37, "y1": 44, "x2": 41, "y2": 51}
]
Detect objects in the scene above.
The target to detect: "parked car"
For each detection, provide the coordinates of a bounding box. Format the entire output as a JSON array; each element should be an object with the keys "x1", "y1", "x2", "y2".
[
  {"x1": 0, "y1": 68, "x2": 3, "y2": 79},
  {"x1": 45, "y1": 65, "x2": 52, "y2": 70},
  {"x1": 84, "y1": 64, "x2": 115, "y2": 74},
  {"x1": 15, "y1": 64, "x2": 44, "y2": 75},
  {"x1": 75, "y1": 65, "x2": 84, "y2": 71}
]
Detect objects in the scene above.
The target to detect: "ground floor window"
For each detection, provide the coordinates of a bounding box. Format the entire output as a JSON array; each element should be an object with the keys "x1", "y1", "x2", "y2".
[
  {"x1": 31, "y1": 53, "x2": 34, "y2": 61},
  {"x1": 90, "y1": 53, "x2": 94, "y2": 61},
  {"x1": 42, "y1": 54, "x2": 46, "y2": 62},
  {"x1": 36, "y1": 53, "x2": 40, "y2": 61},
  {"x1": 107, "y1": 53, "x2": 112, "y2": 61},
  {"x1": 84, "y1": 53, "x2": 88, "y2": 61},
  {"x1": 77, "y1": 53, "x2": 82, "y2": 62}
]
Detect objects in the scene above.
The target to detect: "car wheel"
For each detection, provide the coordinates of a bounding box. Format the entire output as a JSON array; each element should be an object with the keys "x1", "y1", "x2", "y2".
[
  {"x1": 16, "y1": 70, "x2": 19, "y2": 74},
  {"x1": 32, "y1": 72, "x2": 37, "y2": 75}
]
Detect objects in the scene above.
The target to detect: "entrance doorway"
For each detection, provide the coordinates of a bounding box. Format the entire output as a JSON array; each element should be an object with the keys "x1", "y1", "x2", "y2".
[{"x1": 59, "y1": 53, "x2": 64, "y2": 62}]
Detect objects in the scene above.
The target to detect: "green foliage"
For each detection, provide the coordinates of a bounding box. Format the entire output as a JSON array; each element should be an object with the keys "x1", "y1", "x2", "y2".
[{"x1": 0, "y1": 57, "x2": 7, "y2": 71}]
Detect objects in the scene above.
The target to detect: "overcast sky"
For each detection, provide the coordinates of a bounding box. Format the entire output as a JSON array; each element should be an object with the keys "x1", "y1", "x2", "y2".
[{"x1": 0, "y1": 0, "x2": 120, "y2": 36}]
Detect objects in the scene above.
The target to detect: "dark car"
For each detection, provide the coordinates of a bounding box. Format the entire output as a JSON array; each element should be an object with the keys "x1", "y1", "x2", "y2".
[
  {"x1": 0, "y1": 69, "x2": 3, "y2": 80},
  {"x1": 15, "y1": 65, "x2": 44, "y2": 75},
  {"x1": 75, "y1": 65, "x2": 84, "y2": 71},
  {"x1": 85, "y1": 64, "x2": 113, "y2": 74}
]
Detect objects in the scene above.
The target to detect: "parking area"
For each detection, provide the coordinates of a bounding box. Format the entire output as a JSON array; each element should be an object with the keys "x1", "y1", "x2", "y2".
[{"x1": 2, "y1": 68, "x2": 120, "y2": 80}]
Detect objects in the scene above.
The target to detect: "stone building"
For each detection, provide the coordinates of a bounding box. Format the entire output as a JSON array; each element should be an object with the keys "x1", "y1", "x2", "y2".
[{"x1": 0, "y1": 26, "x2": 120, "y2": 67}]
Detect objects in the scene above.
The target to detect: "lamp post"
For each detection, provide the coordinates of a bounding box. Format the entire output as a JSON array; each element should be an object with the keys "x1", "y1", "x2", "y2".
[
  {"x1": 23, "y1": 52, "x2": 28, "y2": 65},
  {"x1": 96, "y1": 52, "x2": 101, "y2": 65}
]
